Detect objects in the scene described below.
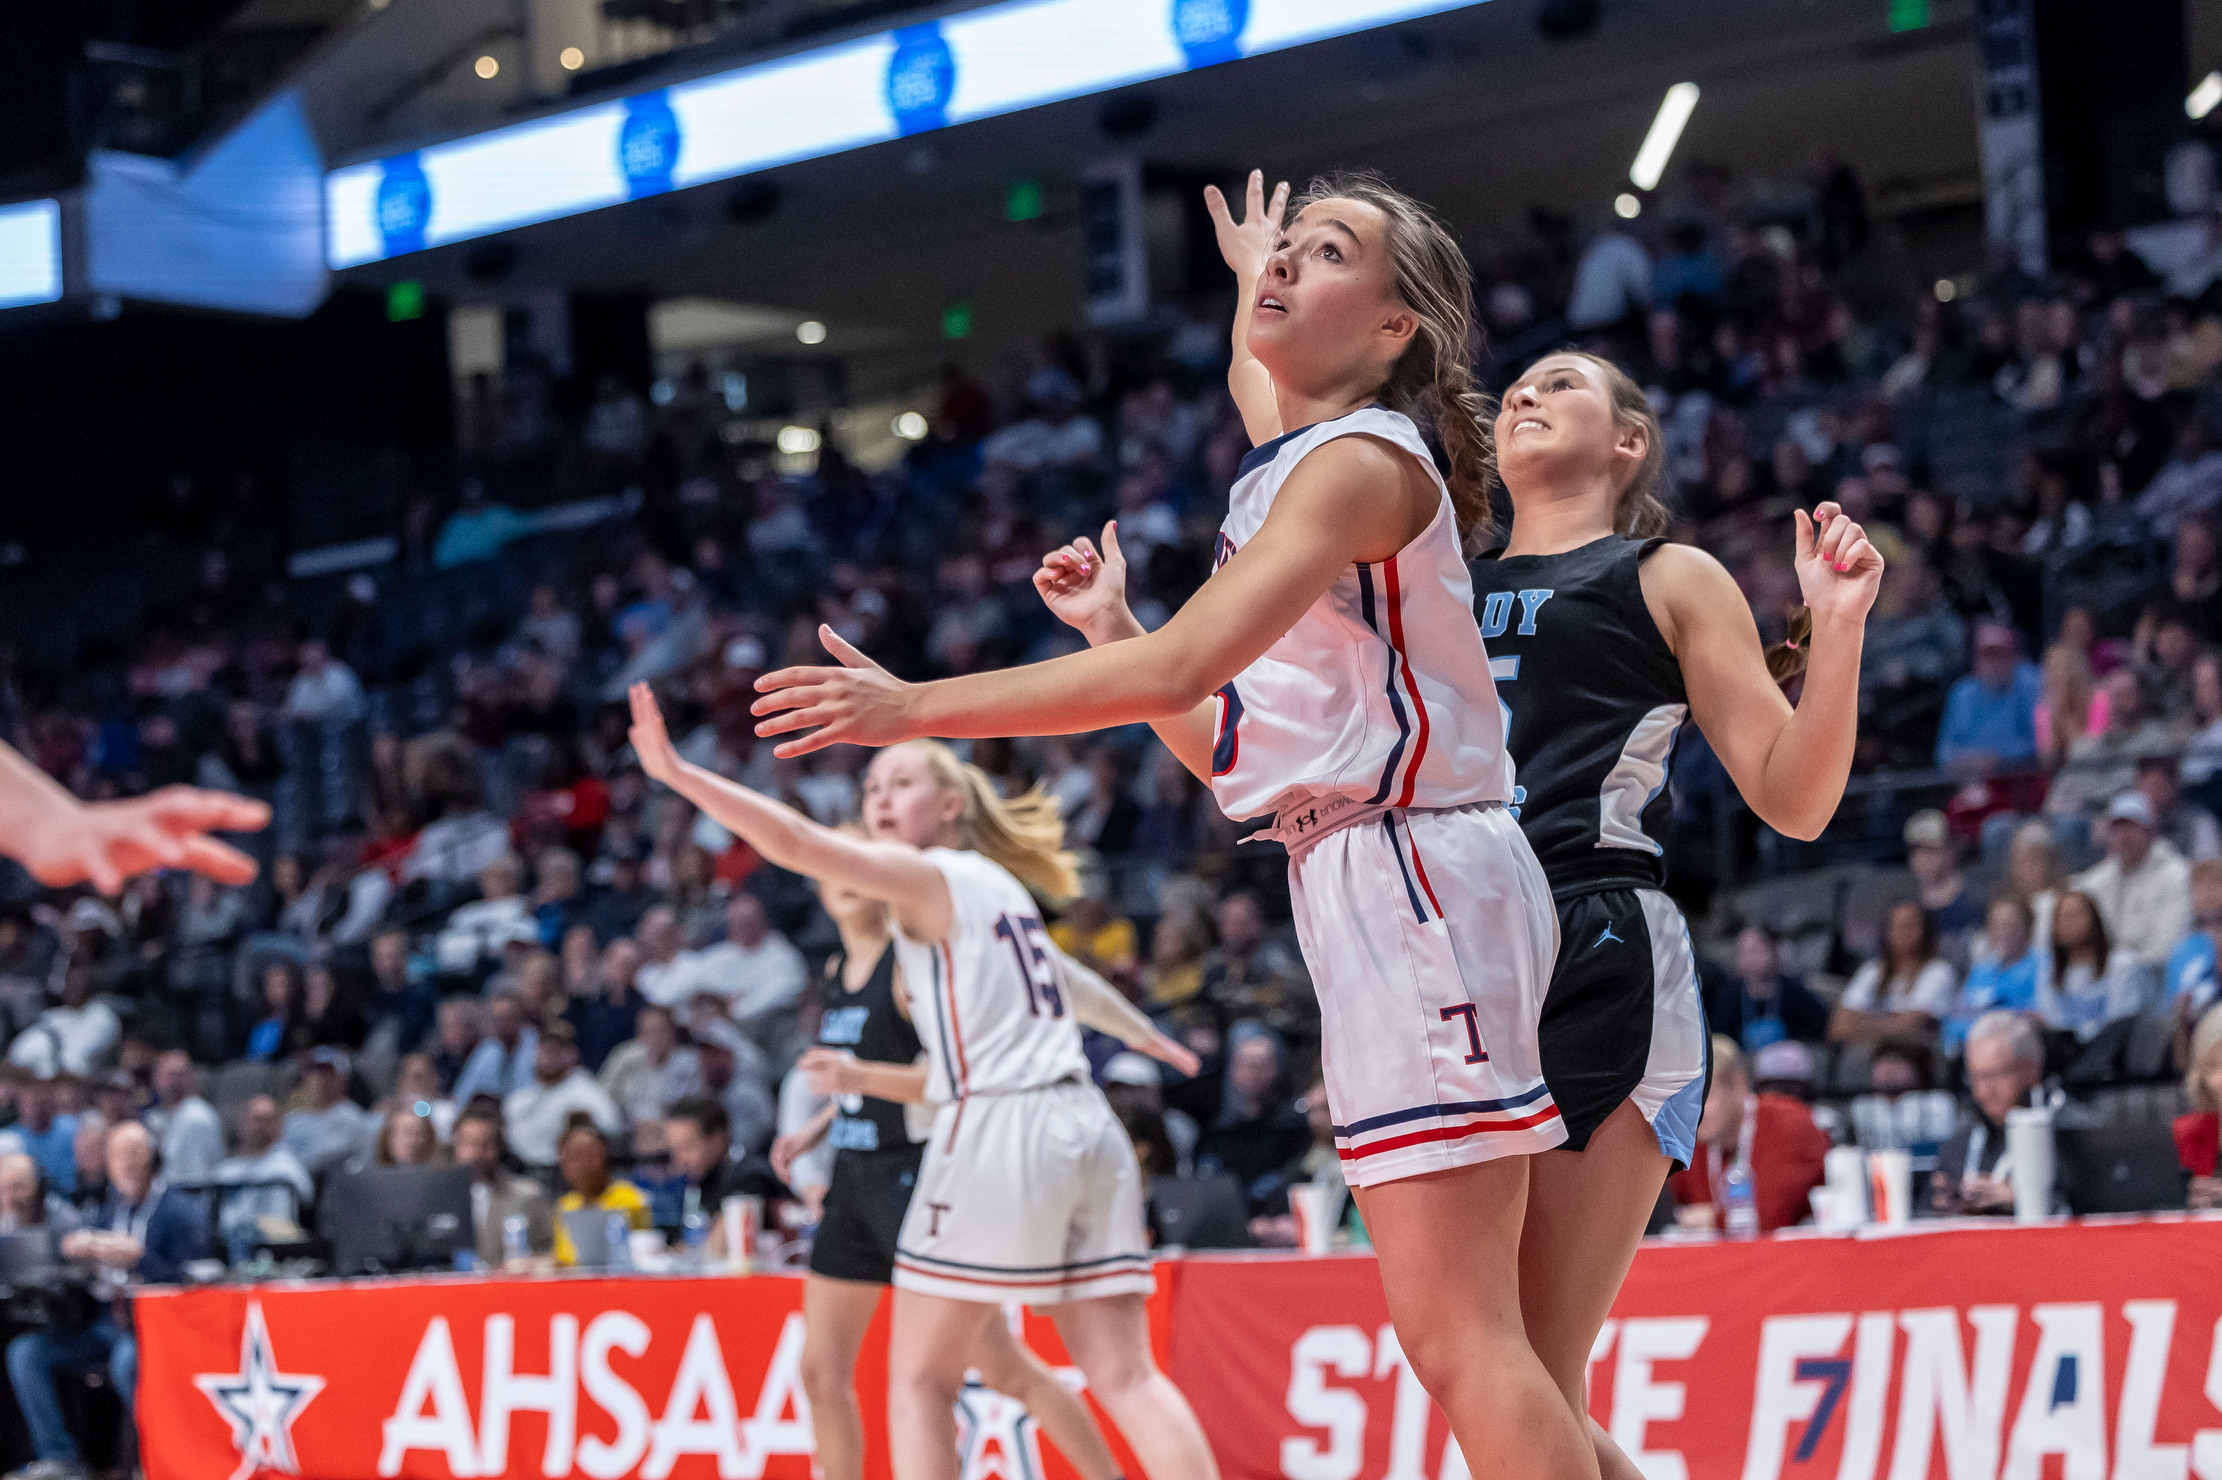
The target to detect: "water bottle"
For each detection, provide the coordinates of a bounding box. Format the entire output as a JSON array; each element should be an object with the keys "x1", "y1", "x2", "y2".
[
  {"x1": 502, "y1": 1214, "x2": 529, "y2": 1263},
  {"x1": 1723, "y1": 1166, "x2": 1760, "y2": 1240},
  {"x1": 680, "y1": 1188, "x2": 710, "y2": 1264},
  {"x1": 606, "y1": 1210, "x2": 634, "y2": 1270}
]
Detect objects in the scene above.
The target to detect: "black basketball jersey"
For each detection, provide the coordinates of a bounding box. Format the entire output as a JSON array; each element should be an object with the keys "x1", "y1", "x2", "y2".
[
  {"x1": 1471, "y1": 535, "x2": 1689, "y2": 899},
  {"x1": 817, "y1": 943, "x2": 924, "y2": 1155}
]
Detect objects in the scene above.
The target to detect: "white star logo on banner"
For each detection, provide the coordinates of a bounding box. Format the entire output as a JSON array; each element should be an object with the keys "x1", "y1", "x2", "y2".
[{"x1": 193, "y1": 1300, "x2": 326, "y2": 1480}]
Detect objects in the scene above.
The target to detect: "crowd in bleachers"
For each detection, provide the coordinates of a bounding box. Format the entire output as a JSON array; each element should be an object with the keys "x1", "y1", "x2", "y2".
[{"x1": 6, "y1": 151, "x2": 2222, "y2": 1472}]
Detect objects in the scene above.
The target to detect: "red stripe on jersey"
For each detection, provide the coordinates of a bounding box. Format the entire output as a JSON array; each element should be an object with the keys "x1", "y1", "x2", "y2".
[
  {"x1": 1406, "y1": 830, "x2": 1444, "y2": 918},
  {"x1": 894, "y1": 1257, "x2": 1152, "y2": 1290},
  {"x1": 1334, "y1": 1105, "x2": 1562, "y2": 1162},
  {"x1": 938, "y1": 941, "x2": 969, "y2": 1101},
  {"x1": 1382, "y1": 556, "x2": 1432, "y2": 808}
]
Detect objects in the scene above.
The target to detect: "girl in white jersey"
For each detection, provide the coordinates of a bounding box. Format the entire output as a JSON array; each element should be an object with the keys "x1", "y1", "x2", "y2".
[
  {"x1": 628, "y1": 687, "x2": 1219, "y2": 1480},
  {"x1": 751, "y1": 172, "x2": 1590, "y2": 1476}
]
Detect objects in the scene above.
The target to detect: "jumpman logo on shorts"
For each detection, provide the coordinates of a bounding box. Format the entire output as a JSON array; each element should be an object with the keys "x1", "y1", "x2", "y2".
[{"x1": 1593, "y1": 923, "x2": 1624, "y2": 949}]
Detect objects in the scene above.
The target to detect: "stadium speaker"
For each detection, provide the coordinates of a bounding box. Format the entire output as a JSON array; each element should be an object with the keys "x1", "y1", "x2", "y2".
[
  {"x1": 1098, "y1": 93, "x2": 1160, "y2": 142},
  {"x1": 725, "y1": 178, "x2": 783, "y2": 224},
  {"x1": 1534, "y1": 0, "x2": 1600, "y2": 41},
  {"x1": 463, "y1": 240, "x2": 519, "y2": 284}
]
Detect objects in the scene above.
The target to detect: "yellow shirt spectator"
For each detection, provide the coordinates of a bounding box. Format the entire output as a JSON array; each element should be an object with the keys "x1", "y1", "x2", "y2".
[{"x1": 553, "y1": 1179, "x2": 651, "y2": 1266}]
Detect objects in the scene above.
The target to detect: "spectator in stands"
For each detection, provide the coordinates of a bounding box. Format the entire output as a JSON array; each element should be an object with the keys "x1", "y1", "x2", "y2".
[
  {"x1": 142, "y1": 1051, "x2": 222, "y2": 1185},
  {"x1": 503, "y1": 1021, "x2": 622, "y2": 1169},
  {"x1": 689, "y1": 1018, "x2": 777, "y2": 1157},
  {"x1": 432, "y1": 479, "x2": 531, "y2": 570},
  {"x1": 569, "y1": 937, "x2": 644, "y2": 1072},
  {"x1": 582, "y1": 841, "x2": 653, "y2": 944},
  {"x1": 2044, "y1": 889, "x2": 2159, "y2": 1042},
  {"x1": 1245, "y1": 1073, "x2": 1353, "y2": 1249},
  {"x1": 242, "y1": 959, "x2": 302, "y2": 1064},
  {"x1": 2036, "y1": 641, "x2": 2100, "y2": 772},
  {"x1": 2168, "y1": 860, "x2": 2222, "y2": 1031},
  {"x1": 213, "y1": 1094, "x2": 313, "y2": 1255},
  {"x1": 282, "y1": 1048, "x2": 374, "y2": 1179},
  {"x1": 633, "y1": 906, "x2": 693, "y2": 1006},
  {"x1": 1668, "y1": 1035, "x2": 1830, "y2": 1233},
  {"x1": 5, "y1": 1073, "x2": 77, "y2": 1197},
  {"x1": 7, "y1": 1121, "x2": 203, "y2": 1473},
  {"x1": 1951, "y1": 897, "x2": 2041, "y2": 1059},
  {"x1": 1198, "y1": 893, "x2": 1315, "y2": 1047},
  {"x1": 297, "y1": 961, "x2": 366, "y2": 1052},
  {"x1": 1999, "y1": 820, "x2": 2065, "y2": 969},
  {"x1": 452, "y1": 1106, "x2": 552, "y2": 1268},
  {"x1": 1100, "y1": 1052, "x2": 1198, "y2": 1174},
  {"x1": 686, "y1": 894, "x2": 808, "y2": 1046},
  {"x1": 0, "y1": 1151, "x2": 75, "y2": 1255},
  {"x1": 1902, "y1": 810, "x2": 1985, "y2": 960},
  {"x1": 452, "y1": 992, "x2": 539, "y2": 1106},
  {"x1": 402, "y1": 753, "x2": 511, "y2": 888},
  {"x1": 1935, "y1": 621, "x2": 2042, "y2": 777},
  {"x1": 1832, "y1": 900, "x2": 1957, "y2": 1049},
  {"x1": 2071, "y1": 792, "x2": 2191, "y2": 974},
  {"x1": 367, "y1": 926, "x2": 436, "y2": 1059},
  {"x1": 665, "y1": 1097, "x2": 778, "y2": 1229},
  {"x1": 550, "y1": 1114, "x2": 649, "y2": 1267},
  {"x1": 65, "y1": 1116, "x2": 107, "y2": 1214},
  {"x1": 598, "y1": 1004, "x2": 703, "y2": 1128},
  {"x1": 2176, "y1": 1004, "x2": 2222, "y2": 1210},
  {"x1": 428, "y1": 996, "x2": 483, "y2": 1093},
  {"x1": 1194, "y1": 1025, "x2": 1309, "y2": 1215},
  {"x1": 1566, "y1": 217, "x2": 1652, "y2": 335},
  {"x1": 283, "y1": 639, "x2": 365, "y2": 730},
  {"x1": 1935, "y1": 1010, "x2": 2049, "y2": 1216},
  {"x1": 8, "y1": 958, "x2": 119, "y2": 1081},
  {"x1": 1847, "y1": 1042, "x2": 1959, "y2": 1155},
  {"x1": 373, "y1": 1106, "x2": 442, "y2": 1168},
  {"x1": 1050, "y1": 887, "x2": 1139, "y2": 981},
  {"x1": 2135, "y1": 754, "x2": 2222, "y2": 862},
  {"x1": 435, "y1": 854, "x2": 534, "y2": 975},
  {"x1": 2049, "y1": 671, "x2": 2175, "y2": 824},
  {"x1": 1706, "y1": 925, "x2": 1829, "y2": 1051}
]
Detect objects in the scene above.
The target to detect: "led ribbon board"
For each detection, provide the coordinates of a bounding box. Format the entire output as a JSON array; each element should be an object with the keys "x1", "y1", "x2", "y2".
[
  {"x1": 0, "y1": 200, "x2": 62, "y2": 308},
  {"x1": 326, "y1": 0, "x2": 1490, "y2": 267}
]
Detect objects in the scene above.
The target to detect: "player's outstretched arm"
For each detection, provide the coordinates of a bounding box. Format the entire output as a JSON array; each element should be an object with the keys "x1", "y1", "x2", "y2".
[
  {"x1": 628, "y1": 683, "x2": 955, "y2": 938},
  {"x1": 1204, "y1": 169, "x2": 1288, "y2": 446},
  {"x1": 1036, "y1": 521, "x2": 1217, "y2": 781},
  {"x1": 1649, "y1": 503, "x2": 1881, "y2": 841},
  {"x1": 799, "y1": 1048, "x2": 932, "y2": 1105},
  {"x1": 0, "y1": 743, "x2": 268, "y2": 893},
  {"x1": 1051, "y1": 944, "x2": 1202, "y2": 1077},
  {"x1": 754, "y1": 434, "x2": 1422, "y2": 758}
]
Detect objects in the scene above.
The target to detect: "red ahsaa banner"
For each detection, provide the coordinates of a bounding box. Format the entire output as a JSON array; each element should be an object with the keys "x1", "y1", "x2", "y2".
[{"x1": 135, "y1": 1219, "x2": 2222, "y2": 1480}]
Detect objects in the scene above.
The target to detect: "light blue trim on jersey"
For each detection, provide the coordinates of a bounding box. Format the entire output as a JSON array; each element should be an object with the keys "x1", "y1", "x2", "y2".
[{"x1": 1651, "y1": 1073, "x2": 1704, "y2": 1167}]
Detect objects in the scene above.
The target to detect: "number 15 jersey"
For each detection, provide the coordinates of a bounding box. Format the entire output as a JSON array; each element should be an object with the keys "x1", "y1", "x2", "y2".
[
  {"x1": 893, "y1": 847, "x2": 1090, "y2": 1105},
  {"x1": 1207, "y1": 406, "x2": 1515, "y2": 827}
]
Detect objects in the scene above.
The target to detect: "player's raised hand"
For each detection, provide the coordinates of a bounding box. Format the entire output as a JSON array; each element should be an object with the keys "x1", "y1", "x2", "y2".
[
  {"x1": 627, "y1": 682, "x2": 686, "y2": 786},
  {"x1": 1203, "y1": 169, "x2": 1289, "y2": 284},
  {"x1": 21, "y1": 786, "x2": 270, "y2": 894},
  {"x1": 1034, "y1": 520, "x2": 1132, "y2": 638},
  {"x1": 752, "y1": 626, "x2": 918, "y2": 759},
  {"x1": 1141, "y1": 1029, "x2": 1203, "y2": 1080},
  {"x1": 1794, "y1": 501, "x2": 1884, "y2": 630}
]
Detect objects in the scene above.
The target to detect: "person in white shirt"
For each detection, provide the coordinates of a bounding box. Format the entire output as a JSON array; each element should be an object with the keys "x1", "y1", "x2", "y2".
[
  {"x1": 2043, "y1": 888, "x2": 2161, "y2": 1042},
  {"x1": 1831, "y1": 900, "x2": 1959, "y2": 1050},
  {"x1": 503, "y1": 1023, "x2": 623, "y2": 1167},
  {"x1": 2072, "y1": 791, "x2": 2193, "y2": 973},
  {"x1": 1566, "y1": 225, "x2": 1653, "y2": 332},
  {"x1": 631, "y1": 906, "x2": 694, "y2": 1006},
  {"x1": 682, "y1": 894, "x2": 807, "y2": 1040},
  {"x1": 6, "y1": 963, "x2": 120, "y2": 1078},
  {"x1": 280, "y1": 1051, "x2": 376, "y2": 1178},
  {"x1": 597, "y1": 1005, "x2": 704, "y2": 1127},
  {"x1": 214, "y1": 1095, "x2": 315, "y2": 1254},
  {"x1": 434, "y1": 855, "x2": 535, "y2": 974},
  {"x1": 142, "y1": 1051, "x2": 224, "y2": 1185},
  {"x1": 282, "y1": 640, "x2": 365, "y2": 726}
]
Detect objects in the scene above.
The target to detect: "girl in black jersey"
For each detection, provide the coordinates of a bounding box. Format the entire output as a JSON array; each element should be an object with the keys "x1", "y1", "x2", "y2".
[
  {"x1": 769, "y1": 863, "x2": 1125, "y2": 1480},
  {"x1": 1478, "y1": 351, "x2": 1880, "y2": 1480}
]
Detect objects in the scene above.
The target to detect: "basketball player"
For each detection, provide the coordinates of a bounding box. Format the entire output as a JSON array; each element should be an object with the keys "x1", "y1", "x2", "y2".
[
  {"x1": 1475, "y1": 351, "x2": 1879, "y2": 1480},
  {"x1": 751, "y1": 173, "x2": 1588, "y2": 1474},
  {"x1": 772, "y1": 838, "x2": 1198, "y2": 1480},
  {"x1": 0, "y1": 740, "x2": 267, "y2": 890},
  {"x1": 628, "y1": 687, "x2": 1219, "y2": 1480}
]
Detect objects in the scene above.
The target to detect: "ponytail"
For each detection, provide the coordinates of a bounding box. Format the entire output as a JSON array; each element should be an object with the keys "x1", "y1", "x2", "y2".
[
  {"x1": 1764, "y1": 605, "x2": 1814, "y2": 685},
  {"x1": 1289, "y1": 171, "x2": 1496, "y2": 552},
  {"x1": 901, "y1": 741, "x2": 1082, "y2": 903}
]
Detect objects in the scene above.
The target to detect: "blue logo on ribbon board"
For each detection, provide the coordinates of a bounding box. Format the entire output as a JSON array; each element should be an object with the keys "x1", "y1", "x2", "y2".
[
  {"x1": 1173, "y1": 0, "x2": 1248, "y2": 68},
  {"x1": 375, "y1": 153, "x2": 432, "y2": 257},
  {"x1": 619, "y1": 90, "x2": 681, "y2": 199},
  {"x1": 886, "y1": 23, "x2": 955, "y2": 136}
]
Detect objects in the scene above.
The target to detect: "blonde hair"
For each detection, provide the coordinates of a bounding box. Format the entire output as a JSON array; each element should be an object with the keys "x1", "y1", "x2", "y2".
[
  {"x1": 1710, "y1": 1033, "x2": 1746, "y2": 1086},
  {"x1": 899, "y1": 741, "x2": 1081, "y2": 902},
  {"x1": 2188, "y1": 1003, "x2": 2222, "y2": 1114},
  {"x1": 1547, "y1": 352, "x2": 1671, "y2": 539},
  {"x1": 1288, "y1": 171, "x2": 1496, "y2": 551}
]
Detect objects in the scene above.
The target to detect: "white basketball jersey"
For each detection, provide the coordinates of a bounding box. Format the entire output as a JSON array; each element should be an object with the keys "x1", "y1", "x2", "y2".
[
  {"x1": 894, "y1": 848, "x2": 1091, "y2": 1104},
  {"x1": 1207, "y1": 405, "x2": 1515, "y2": 823}
]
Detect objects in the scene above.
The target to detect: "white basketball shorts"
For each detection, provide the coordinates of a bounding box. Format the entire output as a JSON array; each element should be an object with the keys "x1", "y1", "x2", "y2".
[
  {"x1": 1287, "y1": 801, "x2": 1565, "y2": 1187},
  {"x1": 891, "y1": 1079, "x2": 1155, "y2": 1306}
]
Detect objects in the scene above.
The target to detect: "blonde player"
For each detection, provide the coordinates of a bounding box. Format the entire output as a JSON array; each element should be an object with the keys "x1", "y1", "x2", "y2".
[
  {"x1": 629, "y1": 687, "x2": 1218, "y2": 1480},
  {"x1": 749, "y1": 171, "x2": 1588, "y2": 1475}
]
